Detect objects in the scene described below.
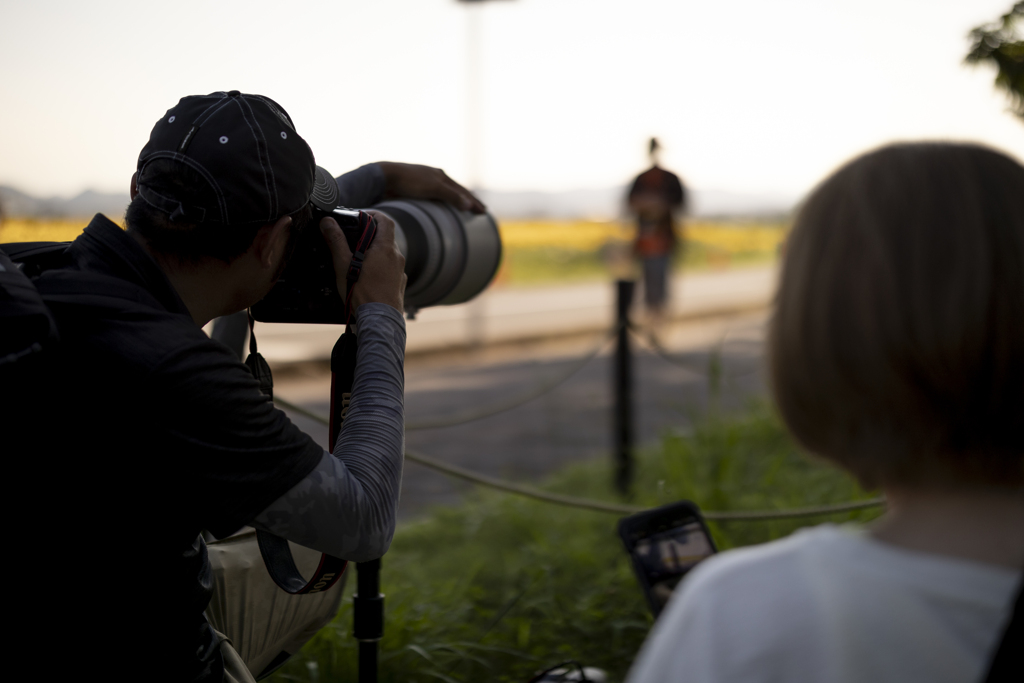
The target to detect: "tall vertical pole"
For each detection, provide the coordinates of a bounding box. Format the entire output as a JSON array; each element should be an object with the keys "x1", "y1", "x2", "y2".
[
  {"x1": 460, "y1": 0, "x2": 518, "y2": 190},
  {"x1": 614, "y1": 279, "x2": 635, "y2": 496},
  {"x1": 464, "y1": 1, "x2": 485, "y2": 350},
  {"x1": 466, "y1": 3, "x2": 481, "y2": 192}
]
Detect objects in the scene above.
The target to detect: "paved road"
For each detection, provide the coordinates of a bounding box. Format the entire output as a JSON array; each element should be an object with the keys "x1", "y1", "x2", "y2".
[
  {"x1": 275, "y1": 309, "x2": 769, "y2": 522},
  {"x1": 253, "y1": 265, "x2": 776, "y2": 362}
]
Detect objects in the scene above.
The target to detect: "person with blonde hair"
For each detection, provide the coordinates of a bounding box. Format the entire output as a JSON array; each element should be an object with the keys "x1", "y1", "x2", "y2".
[{"x1": 627, "y1": 142, "x2": 1023, "y2": 682}]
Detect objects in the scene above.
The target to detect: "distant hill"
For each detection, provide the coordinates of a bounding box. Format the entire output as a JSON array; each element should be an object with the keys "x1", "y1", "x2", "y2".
[
  {"x1": 0, "y1": 186, "x2": 129, "y2": 219},
  {"x1": 0, "y1": 184, "x2": 796, "y2": 222}
]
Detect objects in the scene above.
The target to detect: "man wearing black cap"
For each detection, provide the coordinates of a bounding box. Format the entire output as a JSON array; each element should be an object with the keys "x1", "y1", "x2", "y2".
[{"x1": 27, "y1": 92, "x2": 481, "y2": 681}]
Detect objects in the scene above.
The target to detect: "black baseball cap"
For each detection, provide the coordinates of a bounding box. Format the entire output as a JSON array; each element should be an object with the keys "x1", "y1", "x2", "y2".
[{"x1": 136, "y1": 91, "x2": 317, "y2": 226}]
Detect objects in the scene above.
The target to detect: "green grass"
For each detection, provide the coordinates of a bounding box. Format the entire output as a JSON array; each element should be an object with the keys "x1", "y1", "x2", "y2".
[{"x1": 269, "y1": 402, "x2": 880, "y2": 682}]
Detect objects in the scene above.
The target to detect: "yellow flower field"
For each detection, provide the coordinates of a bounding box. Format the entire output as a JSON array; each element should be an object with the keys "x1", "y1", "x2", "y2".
[
  {"x1": 497, "y1": 219, "x2": 788, "y2": 256},
  {"x1": 497, "y1": 220, "x2": 633, "y2": 250},
  {"x1": 0, "y1": 217, "x2": 96, "y2": 243},
  {"x1": 1, "y1": 217, "x2": 788, "y2": 261},
  {"x1": 685, "y1": 222, "x2": 788, "y2": 255}
]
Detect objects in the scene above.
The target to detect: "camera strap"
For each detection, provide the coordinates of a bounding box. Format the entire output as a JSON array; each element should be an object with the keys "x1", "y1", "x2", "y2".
[
  {"x1": 333, "y1": 213, "x2": 388, "y2": 683},
  {"x1": 343, "y1": 211, "x2": 378, "y2": 325},
  {"x1": 249, "y1": 211, "x2": 378, "y2": 596},
  {"x1": 243, "y1": 311, "x2": 273, "y2": 397},
  {"x1": 329, "y1": 328, "x2": 358, "y2": 449},
  {"x1": 247, "y1": 311, "x2": 349, "y2": 595}
]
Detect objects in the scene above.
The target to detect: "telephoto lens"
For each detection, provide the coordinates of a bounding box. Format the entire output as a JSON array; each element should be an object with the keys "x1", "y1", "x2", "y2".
[{"x1": 250, "y1": 166, "x2": 502, "y2": 324}]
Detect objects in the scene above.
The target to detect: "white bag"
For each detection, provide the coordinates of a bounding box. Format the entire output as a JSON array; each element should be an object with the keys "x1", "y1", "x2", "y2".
[{"x1": 204, "y1": 529, "x2": 347, "y2": 680}]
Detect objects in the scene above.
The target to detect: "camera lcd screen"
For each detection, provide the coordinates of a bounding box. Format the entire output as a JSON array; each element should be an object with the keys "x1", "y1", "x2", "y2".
[
  {"x1": 619, "y1": 503, "x2": 716, "y2": 617},
  {"x1": 633, "y1": 521, "x2": 714, "y2": 610}
]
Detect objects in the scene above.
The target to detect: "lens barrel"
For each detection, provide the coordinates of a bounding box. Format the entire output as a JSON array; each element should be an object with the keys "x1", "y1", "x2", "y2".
[
  {"x1": 374, "y1": 199, "x2": 501, "y2": 315},
  {"x1": 250, "y1": 197, "x2": 502, "y2": 324}
]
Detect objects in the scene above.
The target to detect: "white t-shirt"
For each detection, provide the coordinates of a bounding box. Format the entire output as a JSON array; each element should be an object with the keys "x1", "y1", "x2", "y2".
[{"x1": 626, "y1": 524, "x2": 1020, "y2": 683}]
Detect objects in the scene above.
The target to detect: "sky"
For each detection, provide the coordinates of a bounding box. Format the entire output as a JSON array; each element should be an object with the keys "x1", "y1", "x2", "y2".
[{"x1": 0, "y1": 0, "x2": 1020, "y2": 200}]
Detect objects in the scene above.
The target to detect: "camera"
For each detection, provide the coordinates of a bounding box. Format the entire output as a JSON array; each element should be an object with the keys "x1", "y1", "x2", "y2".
[{"x1": 251, "y1": 166, "x2": 502, "y2": 323}]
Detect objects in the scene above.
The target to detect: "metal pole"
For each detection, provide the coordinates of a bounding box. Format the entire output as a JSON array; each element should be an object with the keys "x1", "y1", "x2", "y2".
[
  {"x1": 614, "y1": 279, "x2": 635, "y2": 496},
  {"x1": 464, "y1": 2, "x2": 484, "y2": 351},
  {"x1": 354, "y1": 559, "x2": 384, "y2": 683},
  {"x1": 465, "y1": 3, "x2": 481, "y2": 192}
]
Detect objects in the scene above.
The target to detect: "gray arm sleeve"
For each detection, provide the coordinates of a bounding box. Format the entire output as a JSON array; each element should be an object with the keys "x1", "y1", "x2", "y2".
[
  {"x1": 336, "y1": 163, "x2": 387, "y2": 208},
  {"x1": 251, "y1": 303, "x2": 406, "y2": 561}
]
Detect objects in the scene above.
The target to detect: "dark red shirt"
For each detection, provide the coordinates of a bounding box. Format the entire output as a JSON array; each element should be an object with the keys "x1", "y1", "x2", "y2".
[{"x1": 628, "y1": 166, "x2": 686, "y2": 256}]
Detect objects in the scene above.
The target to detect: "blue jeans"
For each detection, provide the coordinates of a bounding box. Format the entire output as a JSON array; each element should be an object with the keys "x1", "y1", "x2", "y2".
[{"x1": 642, "y1": 254, "x2": 671, "y2": 310}]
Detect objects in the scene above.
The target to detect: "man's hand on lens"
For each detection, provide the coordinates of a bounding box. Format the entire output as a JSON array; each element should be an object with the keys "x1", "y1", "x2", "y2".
[
  {"x1": 319, "y1": 211, "x2": 406, "y2": 313},
  {"x1": 378, "y1": 161, "x2": 486, "y2": 214}
]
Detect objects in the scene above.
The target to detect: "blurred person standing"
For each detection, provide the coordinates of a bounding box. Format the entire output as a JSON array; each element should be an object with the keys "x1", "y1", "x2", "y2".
[{"x1": 628, "y1": 137, "x2": 687, "y2": 329}]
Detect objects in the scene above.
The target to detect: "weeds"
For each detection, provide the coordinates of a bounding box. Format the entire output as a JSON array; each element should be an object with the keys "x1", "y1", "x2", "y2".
[{"x1": 270, "y1": 402, "x2": 879, "y2": 682}]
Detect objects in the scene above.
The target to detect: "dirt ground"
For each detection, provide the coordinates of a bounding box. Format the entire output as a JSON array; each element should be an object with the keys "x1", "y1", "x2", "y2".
[{"x1": 273, "y1": 310, "x2": 769, "y2": 522}]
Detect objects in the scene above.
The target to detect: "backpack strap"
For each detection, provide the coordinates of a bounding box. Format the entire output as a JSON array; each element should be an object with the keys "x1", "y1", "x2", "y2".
[
  {"x1": 34, "y1": 269, "x2": 166, "y2": 312},
  {"x1": 0, "y1": 249, "x2": 57, "y2": 367},
  {"x1": 2, "y1": 240, "x2": 165, "y2": 313}
]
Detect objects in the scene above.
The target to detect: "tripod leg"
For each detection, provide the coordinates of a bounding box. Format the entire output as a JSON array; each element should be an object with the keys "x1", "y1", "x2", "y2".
[
  {"x1": 332, "y1": 327, "x2": 384, "y2": 682},
  {"x1": 354, "y1": 559, "x2": 384, "y2": 683}
]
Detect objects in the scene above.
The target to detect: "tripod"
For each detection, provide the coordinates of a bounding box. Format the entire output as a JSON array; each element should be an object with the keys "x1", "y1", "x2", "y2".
[{"x1": 330, "y1": 329, "x2": 385, "y2": 683}]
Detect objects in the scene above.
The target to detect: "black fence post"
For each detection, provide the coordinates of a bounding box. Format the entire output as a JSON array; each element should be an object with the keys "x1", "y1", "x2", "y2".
[
  {"x1": 354, "y1": 559, "x2": 384, "y2": 683},
  {"x1": 614, "y1": 279, "x2": 635, "y2": 497}
]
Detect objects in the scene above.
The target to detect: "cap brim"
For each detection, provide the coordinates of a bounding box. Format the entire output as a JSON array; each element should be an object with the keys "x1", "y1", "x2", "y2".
[{"x1": 309, "y1": 165, "x2": 340, "y2": 212}]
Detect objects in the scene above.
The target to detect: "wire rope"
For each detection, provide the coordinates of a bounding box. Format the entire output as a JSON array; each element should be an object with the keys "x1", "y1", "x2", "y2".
[
  {"x1": 272, "y1": 396, "x2": 886, "y2": 521},
  {"x1": 271, "y1": 325, "x2": 611, "y2": 431},
  {"x1": 404, "y1": 326, "x2": 618, "y2": 430},
  {"x1": 627, "y1": 322, "x2": 760, "y2": 379},
  {"x1": 403, "y1": 448, "x2": 885, "y2": 520}
]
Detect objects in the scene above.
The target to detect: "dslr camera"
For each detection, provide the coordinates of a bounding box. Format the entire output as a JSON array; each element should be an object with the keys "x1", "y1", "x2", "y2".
[{"x1": 251, "y1": 166, "x2": 502, "y2": 323}]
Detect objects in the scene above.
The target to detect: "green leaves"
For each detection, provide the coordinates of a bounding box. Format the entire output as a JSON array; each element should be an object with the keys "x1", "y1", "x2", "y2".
[{"x1": 966, "y1": 2, "x2": 1024, "y2": 120}]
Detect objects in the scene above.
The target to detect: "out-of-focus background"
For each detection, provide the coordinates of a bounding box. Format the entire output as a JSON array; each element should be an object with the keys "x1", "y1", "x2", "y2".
[
  {"x1": 2, "y1": 1, "x2": 1021, "y2": 680},
  {"x1": 2, "y1": 0, "x2": 1019, "y2": 357},
  {"x1": 1, "y1": 0, "x2": 1020, "y2": 209}
]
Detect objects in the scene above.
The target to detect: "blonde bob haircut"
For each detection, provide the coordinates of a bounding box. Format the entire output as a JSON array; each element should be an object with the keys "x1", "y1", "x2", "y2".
[{"x1": 770, "y1": 143, "x2": 1024, "y2": 489}]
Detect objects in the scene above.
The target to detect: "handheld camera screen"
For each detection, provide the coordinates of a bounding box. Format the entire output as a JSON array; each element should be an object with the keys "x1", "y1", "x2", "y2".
[{"x1": 619, "y1": 502, "x2": 716, "y2": 617}]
